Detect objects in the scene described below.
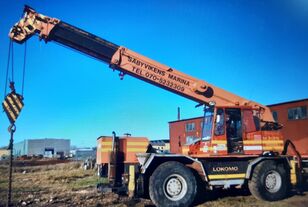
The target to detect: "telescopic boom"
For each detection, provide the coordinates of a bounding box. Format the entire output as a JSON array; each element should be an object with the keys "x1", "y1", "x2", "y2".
[{"x1": 9, "y1": 5, "x2": 274, "y2": 122}]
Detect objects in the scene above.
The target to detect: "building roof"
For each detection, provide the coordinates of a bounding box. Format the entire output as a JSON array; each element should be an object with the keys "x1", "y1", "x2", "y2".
[
  {"x1": 168, "y1": 116, "x2": 203, "y2": 124},
  {"x1": 14, "y1": 138, "x2": 70, "y2": 145},
  {"x1": 168, "y1": 98, "x2": 308, "y2": 123},
  {"x1": 267, "y1": 98, "x2": 308, "y2": 107},
  {"x1": 150, "y1": 139, "x2": 170, "y2": 146},
  {"x1": 75, "y1": 148, "x2": 95, "y2": 152},
  {"x1": 26, "y1": 138, "x2": 70, "y2": 141}
]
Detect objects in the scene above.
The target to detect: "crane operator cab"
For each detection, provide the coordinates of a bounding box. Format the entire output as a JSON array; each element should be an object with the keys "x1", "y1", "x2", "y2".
[
  {"x1": 189, "y1": 104, "x2": 281, "y2": 156},
  {"x1": 201, "y1": 106, "x2": 245, "y2": 154}
]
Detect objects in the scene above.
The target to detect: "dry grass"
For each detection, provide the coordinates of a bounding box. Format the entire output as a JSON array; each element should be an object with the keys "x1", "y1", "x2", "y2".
[
  {"x1": 0, "y1": 162, "x2": 111, "y2": 206},
  {"x1": 0, "y1": 162, "x2": 307, "y2": 207}
]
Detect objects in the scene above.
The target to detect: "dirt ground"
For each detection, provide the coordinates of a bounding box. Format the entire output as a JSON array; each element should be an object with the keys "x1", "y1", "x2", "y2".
[{"x1": 0, "y1": 162, "x2": 307, "y2": 207}]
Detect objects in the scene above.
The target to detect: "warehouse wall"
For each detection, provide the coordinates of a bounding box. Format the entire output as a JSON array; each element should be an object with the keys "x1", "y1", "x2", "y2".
[
  {"x1": 14, "y1": 140, "x2": 28, "y2": 156},
  {"x1": 14, "y1": 138, "x2": 70, "y2": 157}
]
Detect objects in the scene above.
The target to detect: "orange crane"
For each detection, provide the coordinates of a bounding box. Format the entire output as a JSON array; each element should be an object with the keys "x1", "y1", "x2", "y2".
[{"x1": 8, "y1": 5, "x2": 307, "y2": 207}]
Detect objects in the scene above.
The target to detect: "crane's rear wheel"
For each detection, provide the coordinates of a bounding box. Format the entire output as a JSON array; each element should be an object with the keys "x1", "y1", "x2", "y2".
[
  {"x1": 248, "y1": 161, "x2": 289, "y2": 201},
  {"x1": 264, "y1": 170, "x2": 282, "y2": 193},
  {"x1": 149, "y1": 161, "x2": 197, "y2": 207}
]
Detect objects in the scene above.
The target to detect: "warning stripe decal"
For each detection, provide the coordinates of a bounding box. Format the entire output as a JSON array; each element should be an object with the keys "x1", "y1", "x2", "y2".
[
  {"x1": 5, "y1": 96, "x2": 19, "y2": 118},
  {"x1": 263, "y1": 146, "x2": 283, "y2": 151},
  {"x1": 2, "y1": 101, "x2": 16, "y2": 122},
  {"x1": 2, "y1": 92, "x2": 24, "y2": 124},
  {"x1": 243, "y1": 140, "x2": 262, "y2": 144},
  {"x1": 262, "y1": 140, "x2": 284, "y2": 144},
  {"x1": 11, "y1": 93, "x2": 24, "y2": 109},
  {"x1": 212, "y1": 140, "x2": 227, "y2": 144},
  {"x1": 127, "y1": 142, "x2": 149, "y2": 146},
  {"x1": 243, "y1": 145, "x2": 262, "y2": 151},
  {"x1": 100, "y1": 149, "x2": 112, "y2": 152},
  {"x1": 7, "y1": 94, "x2": 21, "y2": 112},
  {"x1": 126, "y1": 148, "x2": 147, "y2": 152},
  {"x1": 208, "y1": 173, "x2": 246, "y2": 180},
  {"x1": 101, "y1": 142, "x2": 113, "y2": 146},
  {"x1": 243, "y1": 140, "x2": 283, "y2": 144}
]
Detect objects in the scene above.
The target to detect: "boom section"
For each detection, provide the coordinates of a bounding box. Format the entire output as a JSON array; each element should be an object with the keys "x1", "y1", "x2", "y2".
[
  {"x1": 110, "y1": 47, "x2": 215, "y2": 102},
  {"x1": 9, "y1": 5, "x2": 119, "y2": 63}
]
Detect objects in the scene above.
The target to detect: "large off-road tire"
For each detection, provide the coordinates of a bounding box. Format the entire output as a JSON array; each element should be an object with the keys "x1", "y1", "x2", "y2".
[
  {"x1": 248, "y1": 160, "x2": 289, "y2": 201},
  {"x1": 149, "y1": 161, "x2": 197, "y2": 207}
]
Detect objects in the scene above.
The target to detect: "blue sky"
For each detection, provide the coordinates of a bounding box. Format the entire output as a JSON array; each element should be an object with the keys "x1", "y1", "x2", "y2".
[{"x1": 0, "y1": 0, "x2": 307, "y2": 147}]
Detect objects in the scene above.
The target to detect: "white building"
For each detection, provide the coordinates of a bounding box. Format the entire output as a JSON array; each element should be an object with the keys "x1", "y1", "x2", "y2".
[{"x1": 14, "y1": 138, "x2": 70, "y2": 157}]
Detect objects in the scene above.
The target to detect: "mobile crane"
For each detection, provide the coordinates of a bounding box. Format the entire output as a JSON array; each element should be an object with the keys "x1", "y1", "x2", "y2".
[{"x1": 7, "y1": 5, "x2": 307, "y2": 207}]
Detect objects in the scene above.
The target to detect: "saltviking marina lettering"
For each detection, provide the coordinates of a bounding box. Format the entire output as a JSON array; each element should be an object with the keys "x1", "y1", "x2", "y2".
[
  {"x1": 128, "y1": 56, "x2": 165, "y2": 76},
  {"x1": 168, "y1": 74, "x2": 190, "y2": 86},
  {"x1": 127, "y1": 56, "x2": 191, "y2": 87}
]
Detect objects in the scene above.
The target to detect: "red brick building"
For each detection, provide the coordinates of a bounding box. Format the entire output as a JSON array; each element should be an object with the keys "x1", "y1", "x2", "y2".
[
  {"x1": 169, "y1": 116, "x2": 203, "y2": 154},
  {"x1": 268, "y1": 99, "x2": 308, "y2": 155},
  {"x1": 169, "y1": 99, "x2": 308, "y2": 155}
]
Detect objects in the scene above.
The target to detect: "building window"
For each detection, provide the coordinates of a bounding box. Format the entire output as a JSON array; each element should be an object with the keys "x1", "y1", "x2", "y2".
[
  {"x1": 185, "y1": 122, "x2": 195, "y2": 132},
  {"x1": 288, "y1": 106, "x2": 307, "y2": 120},
  {"x1": 272, "y1": 111, "x2": 278, "y2": 122}
]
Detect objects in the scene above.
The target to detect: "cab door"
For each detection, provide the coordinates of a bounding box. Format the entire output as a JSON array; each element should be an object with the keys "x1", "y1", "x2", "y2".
[
  {"x1": 225, "y1": 108, "x2": 243, "y2": 154},
  {"x1": 211, "y1": 108, "x2": 228, "y2": 155}
]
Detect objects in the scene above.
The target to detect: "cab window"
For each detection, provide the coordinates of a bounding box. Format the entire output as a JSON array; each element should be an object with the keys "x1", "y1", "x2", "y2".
[
  {"x1": 214, "y1": 108, "x2": 225, "y2": 136},
  {"x1": 202, "y1": 106, "x2": 214, "y2": 140}
]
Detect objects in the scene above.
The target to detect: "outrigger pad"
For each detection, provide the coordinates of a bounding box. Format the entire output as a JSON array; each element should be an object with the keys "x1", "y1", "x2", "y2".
[{"x1": 2, "y1": 92, "x2": 24, "y2": 124}]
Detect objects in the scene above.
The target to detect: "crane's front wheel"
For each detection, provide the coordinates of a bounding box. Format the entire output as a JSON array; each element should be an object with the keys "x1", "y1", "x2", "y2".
[
  {"x1": 248, "y1": 161, "x2": 289, "y2": 201},
  {"x1": 149, "y1": 161, "x2": 197, "y2": 207}
]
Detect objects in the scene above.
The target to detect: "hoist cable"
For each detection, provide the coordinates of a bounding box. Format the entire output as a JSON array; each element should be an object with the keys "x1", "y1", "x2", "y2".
[
  {"x1": 4, "y1": 40, "x2": 12, "y2": 97},
  {"x1": 22, "y1": 42, "x2": 27, "y2": 96},
  {"x1": 7, "y1": 124, "x2": 16, "y2": 207},
  {"x1": 11, "y1": 42, "x2": 14, "y2": 82}
]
